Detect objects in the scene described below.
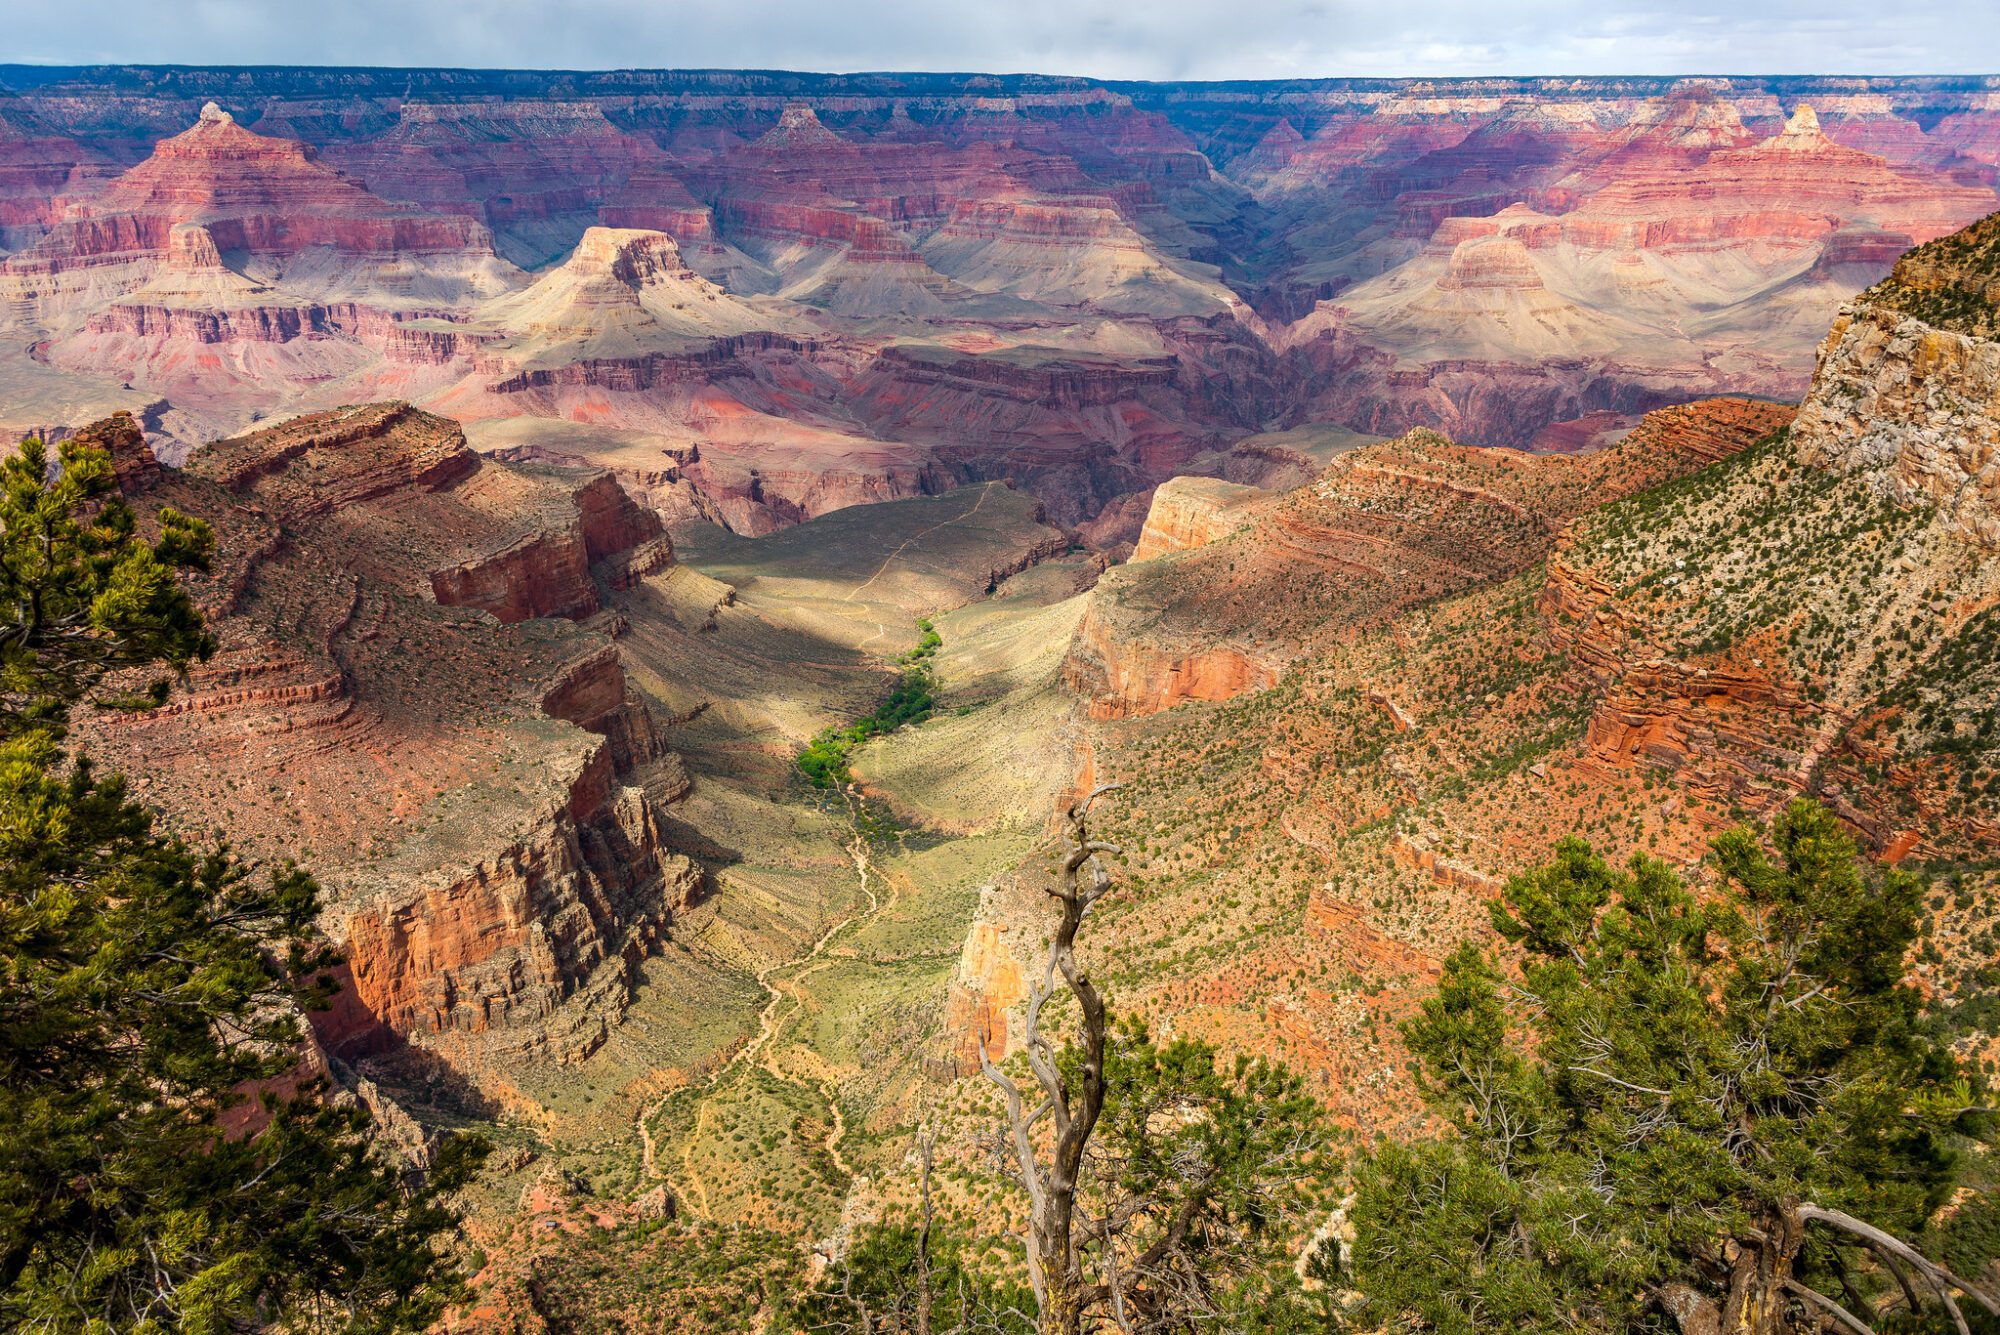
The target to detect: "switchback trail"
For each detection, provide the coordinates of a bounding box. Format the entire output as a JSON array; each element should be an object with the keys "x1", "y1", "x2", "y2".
[{"x1": 844, "y1": 484, "x2": 992, "y2": 605}]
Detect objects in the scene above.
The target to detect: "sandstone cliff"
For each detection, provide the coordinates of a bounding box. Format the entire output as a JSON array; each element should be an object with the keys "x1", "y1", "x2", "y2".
[
  {"x1": 70, "y1": 404, "x2": 699, "y2": 1070},
  {"x1": 1548, "y1": 251, "x2": 2000, "y2": 858},
  {"x1": 1127, "y1": 475, "x2": 1269, "y2": 561}
]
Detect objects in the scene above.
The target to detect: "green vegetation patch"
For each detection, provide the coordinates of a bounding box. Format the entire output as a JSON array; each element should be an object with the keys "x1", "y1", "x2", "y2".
[
  {"x1": 1863, "y1": 208, "x2": 2000, "y2": 338},
  {"x1": 798, "y1": 617, "x2": 942, "y2": 788}
]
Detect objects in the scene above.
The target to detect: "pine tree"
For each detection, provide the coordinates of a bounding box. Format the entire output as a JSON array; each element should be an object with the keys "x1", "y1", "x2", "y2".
[
  {"x1": 1342, "y1": 802, "x2": 1994, "y2": 1335},
  {"x1": 0, "y1": 433, "x2": 214, "y2": 732},
  {"x1": 0, "y1": 432, "x2": 485, "y2": 1332}
]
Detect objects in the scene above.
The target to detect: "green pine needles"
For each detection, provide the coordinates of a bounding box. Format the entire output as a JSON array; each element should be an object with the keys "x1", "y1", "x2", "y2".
[
  {"x1": 1342, "y1": 801, "x2": 1994, "y2": 1335},
  {"x1": 0, "y1": 433, "x2": 485, "y2": 1333}
]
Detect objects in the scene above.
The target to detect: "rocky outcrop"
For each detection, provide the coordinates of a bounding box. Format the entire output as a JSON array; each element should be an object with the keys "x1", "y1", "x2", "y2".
[
  {"x1": 1129, "y1": 476, "x2": 1267, "y2": 561},
  {"x1": 1064, "y1": 403, "x2": 1793, "y2": 720},
  {"x1": 1861, "y1": 208, "x2": 2000, "y2": 339},
  {"x1": 429, "y1": 528, "x2": 601, "y2": 623},
  {"x1": 190, "y1": 401, "x2": 480, "y2": 511},
  {"x1": 428, "y1": 467, "x2": 673, "y2": 624},
  {"x1": 942, "y1": 912, "x2": 1027, "y2": 1075},
  {"x1": 540, "y1": 642, "x2": 668, "y2": 773},
  {"x1": 1062, "y1": 603, "x2": 1281, "y2": 720},
  {"x1": 1790, "y1": 302, "x2": 2000, "y2": 544},
  {"x1": 70, "y1": 405, "x2": 696, "y2": 1068},
  {"x1": 1541, "y1": 556, "x2": 1825, "y2": 812},
  {"x1": 1541, "y1": 232, "x2": 2000, "y2": 860},
  {"x1": 341, "y1": 769, "x2": 699, "y2": 1059},
  {"x1": 68, "y1": 408, "x2": 162, "y2": 490}
]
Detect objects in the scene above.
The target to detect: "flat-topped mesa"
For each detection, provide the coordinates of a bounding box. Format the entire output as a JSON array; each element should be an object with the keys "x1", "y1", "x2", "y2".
[
  {"x1": 190, "y1": 401, "x2": 671, "y2": 622},
  {"x1": 593, "y1": 227, "x2": 694, "y2": 286},
  {"x1": 163, "y1": 218, "x2": 228, "y2": 272},
  {"x1": 70, "y1": 407, "x2": 695, "y2": 1068},
  {"x1": 189, "y1": 402, "x2": 479, "y2": 514},
  {"x1": 1436, "y1": 235, "x2": 1544, "y2": 291},
  {"x1": 1129, "y1": 475, "x2": 1269, "y2": 562}
]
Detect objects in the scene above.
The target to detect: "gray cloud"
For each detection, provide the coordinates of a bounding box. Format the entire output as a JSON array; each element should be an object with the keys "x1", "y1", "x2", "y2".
[{"x1": 6, "y1": 0, "x2": 1996, "y2": 79}]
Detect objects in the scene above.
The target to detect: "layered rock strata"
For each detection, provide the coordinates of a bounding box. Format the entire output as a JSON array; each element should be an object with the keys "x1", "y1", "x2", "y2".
[
  {"x1": 70, "y1": 403, "x2": 697, "y2": 1066},
  {"x1": 1064, "y1": 399, "x2": 1796, "y2": 719}
]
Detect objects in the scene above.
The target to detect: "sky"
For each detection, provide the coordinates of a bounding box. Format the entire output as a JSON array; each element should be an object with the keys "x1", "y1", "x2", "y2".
[{"x1": 6, "y1": 0, "x2": 1999, "y2": 81}]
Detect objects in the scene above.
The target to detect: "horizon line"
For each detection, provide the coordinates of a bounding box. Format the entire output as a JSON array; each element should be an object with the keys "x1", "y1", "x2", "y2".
[{"x1": 3, "y1": 62, "x2": 1999, "y2": 86}]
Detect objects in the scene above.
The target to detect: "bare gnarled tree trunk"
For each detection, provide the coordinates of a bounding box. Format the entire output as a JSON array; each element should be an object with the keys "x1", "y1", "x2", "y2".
[
  {"x1": 1660, "y1": 1201, "x2": 1999, "y2": 1335},
  {"x1": 979, "y1": 784, "x2": 1122, "y2": 1335}
]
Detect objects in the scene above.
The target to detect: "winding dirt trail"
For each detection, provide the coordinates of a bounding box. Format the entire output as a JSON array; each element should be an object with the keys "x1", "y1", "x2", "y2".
[
  {"x1": 845, "y1": 485, "x2": 992, "y2": 605},
  {"x1": 636, "y1": 814, "x2": 885, "y2": 1219}
]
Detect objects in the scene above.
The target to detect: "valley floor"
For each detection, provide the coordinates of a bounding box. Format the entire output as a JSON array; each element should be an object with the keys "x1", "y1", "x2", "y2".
[{"x1": 443, "y1": 483, "x2": 1090, "y2": 1257}]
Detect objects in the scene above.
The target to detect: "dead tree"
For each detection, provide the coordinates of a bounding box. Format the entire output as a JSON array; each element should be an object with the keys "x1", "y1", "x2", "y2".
[{"x1": 978, "y1": 783, "x2": 1122, "y2": 1335}]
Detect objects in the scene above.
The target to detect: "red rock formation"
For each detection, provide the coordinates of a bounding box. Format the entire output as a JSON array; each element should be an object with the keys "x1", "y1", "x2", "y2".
[
  {"x1": 14, "y1": 103, "x2": 500, "y2": 271},
  {"x1": 191, "y1": 400, "x2": 480, "y2": 511},
  {"x1": 1062, "y1": 593, "x2": 1277, "y2": 720},
  {"x1": 1541, "y1": 555, "x2": 1825, "y2": 812},
  {"x1": 0, "y1": 94, "x2": 111, "y2": 238},
  {"x1": 6, "y1": 69, "x2": 2000, "y2": 537},
  {"x1": 1065, "y1": 400, "x2": 1795, "y2": 720},
  {"x1": 69, "y1": 404, "x2": 695, "y2": 1066},
  {"x1": 1538, "y1": 269, "x2": 2000, "y2": 860},
  {"x1": 68, "y1": 407, "x2": 162, "y2": 490},
  {"x1": 430, "y1": 472, "x2": 673, "y2": 624},
  {"x1": 1129, "y1": 475, "x2": 1270, "y2": 560},
  {"x1": 324, "y1": 100, "x2": 689, "y2": 267},
  {"x1": 942, "y1": 919, "x2": 1027, "y2": 1075},
  {"x1": 1560, "y1": 106, "x2": 1998, "y2": 253}
]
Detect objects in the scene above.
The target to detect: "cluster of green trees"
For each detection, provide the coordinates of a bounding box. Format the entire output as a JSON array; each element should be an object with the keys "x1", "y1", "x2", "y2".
[
  {"x1": 798, "y1": 618, "x2": 943, "y2": 788},
  {"x1": 0, "y1": 437, "x2": 480, "y2": 1332},
  {"x1": 1346, "y1": 805, "x2": 1993, "y2": 1335},
  {"x1": 805, "y1": 794, "x2": 1998, "y2": 1335}
]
